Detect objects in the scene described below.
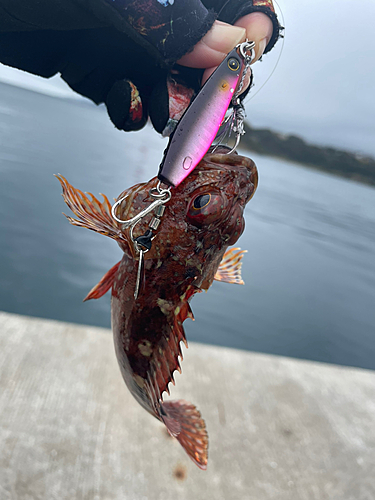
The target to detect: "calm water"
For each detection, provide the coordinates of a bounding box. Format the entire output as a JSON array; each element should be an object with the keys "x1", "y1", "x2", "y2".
[{"x1": 0, "y1": 82, "x2": 374, "y2": 370}]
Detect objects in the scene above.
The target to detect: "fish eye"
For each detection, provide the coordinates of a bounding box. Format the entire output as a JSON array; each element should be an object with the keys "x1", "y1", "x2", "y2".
[
  {"x1": 228, "y1": 57, "x2": 240, "y2": 71},
  {"x1": 187, "y1": 191, "x2": 226, "y2": 227},
  {"x1": 192, "y1": 193, "x2": 211, "y2": 210}
]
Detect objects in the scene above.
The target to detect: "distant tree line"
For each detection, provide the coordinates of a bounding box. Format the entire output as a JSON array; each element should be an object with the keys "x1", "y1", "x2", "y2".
[{"x1": 241, "y1": 123, "x2": 375, "y2": 187}]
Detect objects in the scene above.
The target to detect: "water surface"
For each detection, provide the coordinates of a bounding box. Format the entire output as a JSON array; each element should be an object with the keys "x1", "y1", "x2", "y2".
[{"x1": 0, "y1": 82, "x2": 374, "y2": 370}]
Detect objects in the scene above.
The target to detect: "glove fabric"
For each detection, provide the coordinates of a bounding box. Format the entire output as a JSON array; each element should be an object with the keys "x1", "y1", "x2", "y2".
[{"x1": 0, "y1": 0, "x2": 282, "y2": 133}]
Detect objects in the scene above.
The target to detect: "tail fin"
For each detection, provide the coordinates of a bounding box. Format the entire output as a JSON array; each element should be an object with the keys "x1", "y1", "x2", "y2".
[{"x1": 161, "y1": 399, "x2": 208, "y2": 470}]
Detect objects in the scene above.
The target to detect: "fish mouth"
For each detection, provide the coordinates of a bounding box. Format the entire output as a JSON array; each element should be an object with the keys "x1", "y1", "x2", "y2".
[{"x1": 206, "y1": 149, "x2": 258, "y2": 203}]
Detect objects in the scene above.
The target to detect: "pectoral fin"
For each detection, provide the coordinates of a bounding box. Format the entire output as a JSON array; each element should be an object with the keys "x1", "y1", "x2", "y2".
[
  {"x1": 214, "y1": 247, "x2": 247, "y2": 285},
  {"x1": 83, "y1": 261, "x2": 120, "y2": 301},
  {"x1": 56, "y1": 174, "x2": 125, "y2": 242}
]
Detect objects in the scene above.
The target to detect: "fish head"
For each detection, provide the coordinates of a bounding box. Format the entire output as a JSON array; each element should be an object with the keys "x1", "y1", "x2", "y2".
[{"x1": 115, "y1": 147, "x2": 258, "y2": 289}]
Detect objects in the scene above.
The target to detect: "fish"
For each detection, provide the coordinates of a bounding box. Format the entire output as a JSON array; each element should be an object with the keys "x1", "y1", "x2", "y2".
[{"x1": 56, "y1": 147, "x2": 258, "y2": 470}]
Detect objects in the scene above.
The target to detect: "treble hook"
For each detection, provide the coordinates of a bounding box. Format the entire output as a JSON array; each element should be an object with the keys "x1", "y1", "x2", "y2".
[
  {"x1": 111, "y1": 182, "x2": 171, "y2": 300},
  {"x1": 111, "y1": 182, "x2": 171, "y2": 229}
]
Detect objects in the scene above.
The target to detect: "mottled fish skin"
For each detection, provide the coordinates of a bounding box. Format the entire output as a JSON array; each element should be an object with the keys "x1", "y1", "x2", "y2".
[{"x1": 56, "y1": 148, "x2": 258, "y2": 470}]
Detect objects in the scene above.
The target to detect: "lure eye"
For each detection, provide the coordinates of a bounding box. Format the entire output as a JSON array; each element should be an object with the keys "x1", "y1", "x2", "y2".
[
  {"x1": 228, "y1": 57, "x2": 240, "y2": 71},
  {"x1": 192, "y1": 193, "x2": 211, "y2": 210},
  {"x1": 187, "y1": 192, "x2": 226, "y2": 227}
]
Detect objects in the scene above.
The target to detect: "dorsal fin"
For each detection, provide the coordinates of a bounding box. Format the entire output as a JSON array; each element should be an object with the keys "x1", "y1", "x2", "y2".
[
  {"x1": 56, "y1": 174, "x2": 126, "y2": 242},
  {"x1": 145, "y1": 330, "x2": 208, "y2": 469},
  {"x1": 214, "y1": 247, "x2": 247, "y2": 285},
  {"x1": 148, "y1": 294, "x2": 193, "y2": 399},
  {"x1": 142, "y1": 287, "x2": 208, "y2": 468}
]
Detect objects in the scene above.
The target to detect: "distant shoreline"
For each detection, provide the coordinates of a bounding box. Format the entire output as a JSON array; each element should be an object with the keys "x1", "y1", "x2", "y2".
[
  {"x1": 242, "y1": 123, "x2": 375, "y2": 187},
  {"x1": 1, "y1": 79, "x2": 374, "y2": 186}
]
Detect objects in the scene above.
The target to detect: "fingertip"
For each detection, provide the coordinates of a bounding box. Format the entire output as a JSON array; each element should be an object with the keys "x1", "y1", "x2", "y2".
[
  {"x1": 235, "y1": 12, "x2": 273, "y2": 42},
  {"x1": 234, "y1": 12, "x2": 273, "y2": 63},
  {"x1": 178, "y1": 21, "x2": 246, "y2": 69}
]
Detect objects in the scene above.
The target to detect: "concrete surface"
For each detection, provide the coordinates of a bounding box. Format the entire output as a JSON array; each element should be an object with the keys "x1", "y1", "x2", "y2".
[{"x1": 0, "y1": 311, "x2": 374, "y2": 500}]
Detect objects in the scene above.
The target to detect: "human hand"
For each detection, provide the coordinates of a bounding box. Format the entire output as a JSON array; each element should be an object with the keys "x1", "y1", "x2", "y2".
[
  {"x1": 153, "y1": 12, "x2": 274, "y2": 135},
  {"x1": 177, "y1": 12, "x2": 274, "y2": 93},
  {"x1": 106, "y1": 10, "x2": 275, "y2": 135}
]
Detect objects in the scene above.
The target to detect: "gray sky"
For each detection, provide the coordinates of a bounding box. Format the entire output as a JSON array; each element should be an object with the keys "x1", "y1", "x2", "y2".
[
  {"x1": 0, "y1": 0, "x2": 374, "y2": 156},
  {"x1": 249, "y1": 0, "x2": 375, "y2": 156}
]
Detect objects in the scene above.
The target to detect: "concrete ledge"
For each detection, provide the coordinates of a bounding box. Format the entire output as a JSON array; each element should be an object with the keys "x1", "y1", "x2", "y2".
[{"x1": 0, "y1": 311, "x2": 374, "y2": 499}]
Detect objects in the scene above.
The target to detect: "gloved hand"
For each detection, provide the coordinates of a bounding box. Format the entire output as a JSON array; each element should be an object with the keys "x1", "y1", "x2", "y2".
[
  {"x1": 156, "y1": 12, "x2": 274, "y2": 135},
  {"x1": 0, "y1": 1, "x2": 281, "y2": 135},
  {"x1": 107, "y1": 11, "x2": 275, "y2": 135}
]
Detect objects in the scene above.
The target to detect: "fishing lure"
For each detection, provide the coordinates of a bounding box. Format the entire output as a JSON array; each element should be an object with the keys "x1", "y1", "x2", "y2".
[{"x1": 158, "y1": 41, "x2": 255, "y2": 187}]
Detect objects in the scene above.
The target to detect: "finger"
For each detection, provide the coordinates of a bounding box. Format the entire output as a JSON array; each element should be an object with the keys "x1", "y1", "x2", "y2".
[
  {"x1": 179, "y1": 13, "x2": 273, "y2": 93},
  {"x1": 106, "y1": 80, "x2": 147, "y2": 131},
  {"x1": 234, "y1": 12, "x2": 273, "y2": 64},
  {"x1": 177, "y1": 21, "x2": 246, "y2": 69},
  {"x1": 201, "y1": 13, "x2": 273, "y2": 89}
]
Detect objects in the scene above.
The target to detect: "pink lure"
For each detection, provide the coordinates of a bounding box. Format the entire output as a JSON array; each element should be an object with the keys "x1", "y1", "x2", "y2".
[{"x1": 158, "y1": 45, "x2": 248, "y2": 187}]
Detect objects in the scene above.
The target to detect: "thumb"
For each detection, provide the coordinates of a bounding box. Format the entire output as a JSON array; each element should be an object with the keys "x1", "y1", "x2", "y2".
[{"x1": 177, "y1": 21, "x2": 246, "y2": 69}]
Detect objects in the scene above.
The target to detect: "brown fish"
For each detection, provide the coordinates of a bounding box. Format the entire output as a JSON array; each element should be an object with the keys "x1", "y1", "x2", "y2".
[{"x1": 56, "y1": 148, "x2": 258, "y2": 469}]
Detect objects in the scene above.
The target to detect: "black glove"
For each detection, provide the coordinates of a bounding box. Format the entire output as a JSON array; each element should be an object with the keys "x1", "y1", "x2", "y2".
[{"x1": 0, "y1": 0, "x2": 281, "y2": 134}]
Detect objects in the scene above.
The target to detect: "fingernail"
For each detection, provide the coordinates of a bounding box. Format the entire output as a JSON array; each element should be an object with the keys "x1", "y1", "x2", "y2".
[
  {"x1": 204, "y1": 24, "x2": 246, "y2": 53},
  {"x1": 253, "y1": 38, "x2": 267, "y2": 63}
]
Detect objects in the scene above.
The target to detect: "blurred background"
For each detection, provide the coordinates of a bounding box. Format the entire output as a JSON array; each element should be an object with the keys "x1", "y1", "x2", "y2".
[{"x1": 0, "y1": 0, "x2": 374, "y2": 370}]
